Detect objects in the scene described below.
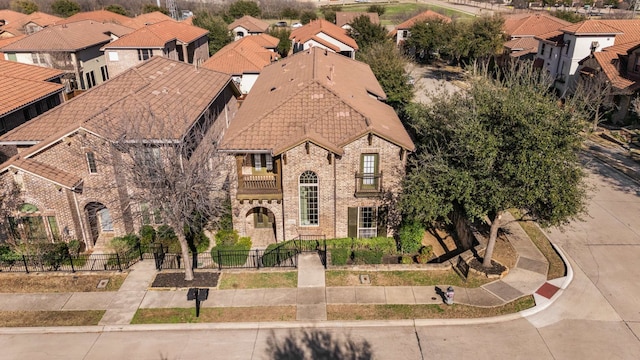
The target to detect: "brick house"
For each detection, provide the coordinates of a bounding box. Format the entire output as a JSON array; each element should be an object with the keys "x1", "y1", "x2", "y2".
[
  {"x1": 228, "y1": 15, "x2": 270, "y2": 41},
  {"x1": 0, "y1": 57, "x2": 240, "y2": 249},
  {"x1": 290, "y1": 19, "x2": 359, "y2": 59},
  {"x1": 101, "y1": 20, "x2": 210, "y2": 77},
  {"x1": 201, "y1": 34, "x2": 279, "y2": 94},
  {"x1": 218, "y1": 48, "x2": 415, "y2": 247},
  {"x1": 0, "y1": 20, "x2": 134, "y2": 92}
]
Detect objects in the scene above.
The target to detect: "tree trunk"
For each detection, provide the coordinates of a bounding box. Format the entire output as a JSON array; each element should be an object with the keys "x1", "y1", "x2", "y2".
[
  {"x1": 592, "y1": 108, "x2": 600, "y2": 132},
  {"x1": 175, "y1": 226, "x2": 194, "y2": 281},
  {"x1": 482, "y1": 211, "x2": 502, "y2": 268}
]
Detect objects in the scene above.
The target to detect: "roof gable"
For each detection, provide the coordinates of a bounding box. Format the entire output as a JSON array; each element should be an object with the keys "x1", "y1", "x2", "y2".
[
  {"x1": 201, "y1": 35, "x2": 276, "y2": 75},
  {"x1": 103, "y1": 20, "x2": 207, "y2": 48},
  {"x1": 503, "y1": 13, "x2": 570, "y2": 37},
  {"x1": 335, "y1": 12, "x2": 380, "y2": 28},
  {"x1": 290, "y1": 19, "x2": 358, "y2": 50},
  {"x1": 390, "y1": 10, "x2": 451, "y2": 36},
  {"x1": 56, "y1": 10, "x2": 132, "y2": 26},
  {"x1": 228, "y1": 15, "x2": 270, "y2": 33}
]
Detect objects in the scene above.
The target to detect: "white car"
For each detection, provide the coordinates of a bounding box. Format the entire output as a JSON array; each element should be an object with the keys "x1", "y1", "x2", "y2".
[{"x1": 291, "y1": 22, "x2": 303, "y2": 28}]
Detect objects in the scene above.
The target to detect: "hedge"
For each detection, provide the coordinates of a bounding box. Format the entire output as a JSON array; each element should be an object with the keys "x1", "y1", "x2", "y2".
[
  {"x1": 352, "y1": 250, "x2": 383, "y2": 264},
  {"x1": 330, "y1": 248, "x2": 351, "y2": 265}
]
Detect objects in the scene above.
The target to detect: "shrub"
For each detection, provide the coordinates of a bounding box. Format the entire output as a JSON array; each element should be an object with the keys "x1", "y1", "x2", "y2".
[
  {"x1": 330, "y1": 248, "x2": 351, "y2": 265},
  {"x1": 0, "y1": 245, "x2": 20, "y2": 263},
  {"x1": 67, "y1": 239, "x2": 82, "y2": 256},
  {"x1": 367, "y1": 4, "x2": 385, "y2": 16},
  {"x1": 416, "y1": 245, "x2": 433, "y2": 264},
  {"x1": 156, "y1": 225, "x2": 181, "y2": 253},
  {"x1": 262, "y1": 243, "x2": 297, "y2": 267},
  {"x1": 354, "y1": 237, "x2": 396, "y2": 253},
  {"x1": 353, "y1": 250, "x2": 383, "y2": 264},
  {"x1": 398, "y1": 221, "x2": 424, "y2": 254},
  {"x1": 401, "y1": 255, "x2": 414, "y2": 264},
  {"x1": 109, "y1": 235, "x2": 137, "y2": 256},
  {"x1": 325, "y1": 238, "x2": 353, "y2": 249},
  {"x1": 139, "y1": 225, "x2": 156, "y2": 250},
  {"x1": 210, "y1": 236, "x2": 252, "y2": 267},
  {"x1": 215, "y1": 229, "x2": 240, "y2": 246},
  {"x1": 39, "y1": 242, "x2": 69, "y2": 269}
]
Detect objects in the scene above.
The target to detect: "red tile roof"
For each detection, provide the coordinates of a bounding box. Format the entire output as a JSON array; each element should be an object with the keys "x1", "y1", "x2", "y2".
[
  {"x1": 55, "y1": 10, "x2": 132, "y2": 26},
  {"x1": 0, "y1": 60, "x2": 65, "y2": 117},
  {"x1": 503, "y1": 13, "x2": 570, "y2": 37},
  {"x1": 123, "y1": 12, "x2": 174, "y2": 29},
  {"x1": 102, "y1": 20, "x2": 207, "y2": 49},
  {"x1": 335, "y1": 12, "x2": 380, "y2": 28},
  {"x1": 247, "y1": 33, "x2": 279, "y2": 48},
  {"x1": 0, "y1": 20, "x2": 133, "y2": 52},
  {"x1": 0, "y1": 11, "x2": 62, "y2": 36},
  {"x1": 219, "y1": 47, "x2": 414, "y2": 154},
  {"x1": 10, "y1": 158, "x2": 82, "y2": 189},
  {"x1": 535, "y1": 30, "x2": 565, "y2": 45},
  {"x1": 389, "y1": 10, "x2": 451, "y2": 37},
  {"x1": 228, "y1": 15, "x2": 270, "y2": 33},
  {"x1": 504, "y1": 37, "x2": 539, "y2": 57},
  {"x1": 0, "y1": 57, "x2": 233, "y2": 144},
  {"x1": 290, "y1": 19, "x2": 358, "y2": 50},
  {"x1": 201, "y1": 36, "x2": 277, "y2": 75},
  {"x1": 591, "y1": 40, "x2": 640, "y2": 92}
]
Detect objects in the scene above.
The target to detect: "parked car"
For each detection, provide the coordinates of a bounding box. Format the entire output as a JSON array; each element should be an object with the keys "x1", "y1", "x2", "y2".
[
  {"x1": 274, "y1": 21, "x2": 287, "y2": 27},
  {"x1": 291, "y1": 22, "x2": 303, "y2": 28}
]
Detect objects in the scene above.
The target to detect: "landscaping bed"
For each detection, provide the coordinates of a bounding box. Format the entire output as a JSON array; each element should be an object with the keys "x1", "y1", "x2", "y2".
[
  {"x1": 131, "y1": 306, "x2": 296, "y2": 324},
  {"x1": 0, "y1": 273, "x2": 126, "y2": 292},
  {"x1": 150, "y1": 271, "x2": 219, "y2": 288},
  {"x1": 327, "y1": 296, "x2": 535, "y2": 320},
  {"x1": 0, "y1": 310, "x2": 105, "y2": 327}
]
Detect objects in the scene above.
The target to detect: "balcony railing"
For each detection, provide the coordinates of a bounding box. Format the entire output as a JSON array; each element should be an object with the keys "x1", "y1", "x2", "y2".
[
  {"x1": 237, "y1": 174, "x2": 282, "y2": 200},
  {"x1": 355, "y1": 171, "x2": 383, "y2": 197}
]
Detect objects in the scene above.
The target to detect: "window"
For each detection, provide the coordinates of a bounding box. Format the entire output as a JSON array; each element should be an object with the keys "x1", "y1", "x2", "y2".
[
  {"x1": 31, "y1": 53, "x2": 45, "y2": 65},
  {"x1": 138, "y1": 49, "x2": 153, "y2": 61},
  {"x1": 7, "y1": 53, "x2": 17, "y2": 61},
  {"x1": 299, "y1": 171, "x2": 318, "y2": 226},
  {"x1": 108, "y1": 51, "x2": 119, "y2": 61},
  {"x1": 347, "y1": 207, "x2": 386, "y2": 238},
  {"x1": 136, "y1": 147, "x2": 162, "y2": 180},
  {"x1": 140, "y1": 203, "x2": 163, "y2": 225},
  {"x1": 237, "y1": 31, "x2": 245, "y2": 38},
  {"x1": 248, "y1": 154, "x2": 273, "y2": 173},
  {"x1": 97, "y1": 208, "x2": 113, "y2": 231},
  {"x1": 635, "y1": 55, "x2": 640, "y2": 73},
  {"x1": 540, "y1": 43, "x2": 546, "y2": 56},
  {"x1": 86, "y1": 152, "x2": 97, "y2": 173},
  {"x1": 7, "y1": 203, "x2": 60, "y2": 242},
  {"x1": 361, "y1": 154, "x2": 378, "y2": 186},
  {"x1": 565, "y1": 40, "x2": 571, "y2": 55},
  {"x1": 85, "y1": 71, "x2": 96, "y2": 89},
  {"x1": 402, "y1": 30, "x2": 408, "y2": 38},
  {"x1": 100, "y1": 66, "x2": 109, "y2": 82}
]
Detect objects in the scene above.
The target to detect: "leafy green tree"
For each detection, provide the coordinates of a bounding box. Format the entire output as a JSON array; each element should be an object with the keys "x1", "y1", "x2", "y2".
[
  {"x1": 10, "y1": 0, "x2": 38, "y2": 14},
  {"x1": 320, "y1": 5, "x2": 341, "y2": 23},
  {"x1": 51, "y1": 0, "x2": 80, "y2": 17},
  {"x1": 400, "y1": 63, "x2": 588, "y2": 268},
  {"x1": 192, "y1": 11, "x2": 233, "y2": 55},
  {"x1": 367, "y1": 4, "x2": 385, "y2": 16},
  {"x1": 229, "y1": 0, "x2": 261, "y2": 19},
  {"x1": 142, "y1": 4, "x2": 169, "y2": 15},
  {"x1": 105, "y1": 4, "x2": 128, "y2": 16},
  {"x1": 405, "y1": 18, "x2": 452, "y2": 63},
  {"x1": 300, "y1": 10, "x2": 317, "y2": 24},
  {"x1": 268, "y1": 27, "x2": 291, "y2": 58},
  {"x1": 554, "y1": 10, "x2": 586, "y2": 23},
  {"x1": 348, "y1": 15, "x2": 388, "y2": 51},
  {"x1": 280, "y1": 7, "x2": 299, "y2": 20},
  {"x1": 446, "y1": 15, "x2": 505, "y2": 65},
  {"x1": 357, "y1": 41, "x2": 412, "y2": 110}
]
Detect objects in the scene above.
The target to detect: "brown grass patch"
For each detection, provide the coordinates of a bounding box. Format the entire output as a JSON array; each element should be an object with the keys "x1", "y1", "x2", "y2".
[
  {"x1": 131, "y1": 306, "x2": 296, "y2": 324},
  {"x1": 219, "y1": 271, "x2": 297, "y2": 289},
  {"x1": 327, "y1": 296, "x2": 535, "y2": 320},
  {"x1": 326, "y1": 270, "x2": 491, "y2": 288},
  {"x1": 0, "y1": 273, "x2": 127, "y2": 292},
  {"x1": 0, "y1": 310, "x2": 104, "y2": 327},
  {"x1": 510, "y1": 209, "x2": 566, "y2": 280}
]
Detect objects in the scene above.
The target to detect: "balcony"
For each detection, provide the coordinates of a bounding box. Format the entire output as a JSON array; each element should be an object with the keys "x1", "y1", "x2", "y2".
[
  {"x1": 355, "y1": 172, "x2": 383, "y2": 197},
  {"x1": 236, "y1": 155, "x2": 282, "y2": 201}
]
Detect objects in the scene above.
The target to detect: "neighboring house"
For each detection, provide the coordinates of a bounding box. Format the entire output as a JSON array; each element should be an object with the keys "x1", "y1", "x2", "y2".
[
  {"x1": 228, "y1": 15, "x2": 270, "y2": 41},
  {"x1": 0, "y1": 11, "x2": 62, "y2": 38},
  {"x1": 218, "y1": 48, "x2": 415, "y2": 247},
  {"x1": 0, "y1": 35, "x2": 25, "y2": 56},
  {"x1": 290, "y1": 19, "x2": 359, "y2": 59},
  {"x1": 122, "y1": 11, "x2": 174, "y2": 29},
  {"x1": 0, "y1": 60, "x2": 64, "y2": 140},
  {"x1": 579, "y1": 40, "x2": 640, "y2": 122},
  {"x1": 535, "y1": 19, "x2": 640, "y2": 96},
  {"x1": 0, "y1": 57, "x2": 240, "y2": 249},
  {"x1": 101, "y1": 20, "x2": 209, "y2": 77},
  {"x1": 0, "y1": 20, "x2": 134, "y2": 92},
  {"x1": 202, "y1": 34, "x2": 278, "y2": 94},
  {"x1": 502, "y1": 13, "x2": 570, "y2": 60},
  {"x1": 0, "y1": 9, "x2": 26, "y2": 38},
  {"x1": 55, "y1": 10, "x2": 132, "y2": 27},
  {"x1": 335, "y1": 12, "x2": 379, "y2": 30},
  {"x1": 389, "y1": 10, "x2": 451, "y2": 46}
]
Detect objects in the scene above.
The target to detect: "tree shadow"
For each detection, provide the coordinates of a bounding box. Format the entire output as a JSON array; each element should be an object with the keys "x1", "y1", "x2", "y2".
[
  {"x1": 581, "y1": 151, "x2": 640, "y2": 197},
  {"x1": 265, "y1": 329, "x2": 373, "y2": 360}
]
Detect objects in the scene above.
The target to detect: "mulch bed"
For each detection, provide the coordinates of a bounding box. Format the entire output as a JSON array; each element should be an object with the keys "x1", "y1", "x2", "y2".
[
  {"x1": 468, "y1": 258, "x2": 506, "y2": 276},
  {"x1": 151, "y1": 271, "x2": 220, "y2": 288}
]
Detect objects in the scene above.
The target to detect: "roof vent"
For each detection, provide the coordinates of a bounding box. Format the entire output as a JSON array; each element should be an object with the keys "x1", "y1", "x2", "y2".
[{"x1": 270, "y1": 87, "x2": 277, "y2": 92}]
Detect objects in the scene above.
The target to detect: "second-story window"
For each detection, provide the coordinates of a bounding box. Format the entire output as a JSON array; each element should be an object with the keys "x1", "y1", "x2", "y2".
[
  {"x1": 540, "y1": 44, "x2": 546, "y2": 56},
  {"x1": 360, "y1": 153, "x2": 379, "y2": 187},
  {"x1": 250, "y1": 154, "x2": 273, "y2": 173},
  {"x1": 138, "y1": 49, "x2": 153, "y2": 61},
  {"x1": 86, "y1": 152, "x2": 97, "y2": 173},
  {"x1": 299, "y1": 171, "x2": 318, "y2": 226}
]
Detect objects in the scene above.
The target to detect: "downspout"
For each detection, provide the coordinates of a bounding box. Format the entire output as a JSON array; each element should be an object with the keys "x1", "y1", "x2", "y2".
[
  {"x1": 280, "y1": 155, "x2": 286, "y2": 242},
  {"x1": 333, "y1": 153, "x2": 337, "y2": 239},
  {"x1": 73, "y1": 191, "x2": 88, "y2": 249}
]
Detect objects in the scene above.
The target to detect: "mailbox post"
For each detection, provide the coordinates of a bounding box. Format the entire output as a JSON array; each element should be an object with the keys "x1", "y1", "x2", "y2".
[{"x1": 187, "y1": 287, "x2": 209, "y2": 317}]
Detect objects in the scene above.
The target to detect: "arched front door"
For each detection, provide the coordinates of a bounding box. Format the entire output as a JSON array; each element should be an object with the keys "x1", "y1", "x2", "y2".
[
  {"x1": 84, "y1": 202, "x2": 113, "y2": 247},
  {"x1": 245, "y1": 207, "x2": 276, "y2": 247}
]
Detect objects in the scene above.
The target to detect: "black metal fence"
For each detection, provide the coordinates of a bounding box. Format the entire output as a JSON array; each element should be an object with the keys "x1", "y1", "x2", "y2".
[
  {"x1": 0, "y1": 245, "x2": 143, "y2": 273},
  {"x1": 154, "y1": 247, "x2": 299, "y2": 270},
  {"x1": 292, "y1": 236, "x2": 327, "y2": 268}
]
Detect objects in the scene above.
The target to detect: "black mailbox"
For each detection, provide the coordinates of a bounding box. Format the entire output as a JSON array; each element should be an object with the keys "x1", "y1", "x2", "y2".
[
  {"x1": 187, "y1": 288, "x2": 198, "y2": 301},
  {"x1": 198, "y1": 288, "x2": 209, "y2": 301}
]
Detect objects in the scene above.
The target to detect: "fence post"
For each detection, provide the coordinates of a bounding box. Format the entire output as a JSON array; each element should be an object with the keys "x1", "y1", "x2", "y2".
[
  {"x1": 22, "y1": 255, "x2": 29, "y2": 274},
  {"x1": 256, "y1": 249, "x2": 260, "y2": 269},
  {"x1": 217, "y1": 251, "x2": 222, "y2": 271},
  {"x1": 68, "y1": 250, "x2": 75, "y2": 273},
  {"x1": 116, "y1": 253, "x2": 122, "y2": 272},
  {"x1": 323, "y1": 239, "x2": 327, "y2": 269},
  {"x1": 138, "y1": 243, "x2": 143, "y2": 261}
]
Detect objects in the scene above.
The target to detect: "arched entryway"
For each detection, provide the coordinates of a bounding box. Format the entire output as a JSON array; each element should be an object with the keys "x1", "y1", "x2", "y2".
[
  {"x1": 245, "y1": 207, "x2": 276, "y2": 247},
  {"x1": 84, "y1": 202, "x2": 113, "y2": 247}
]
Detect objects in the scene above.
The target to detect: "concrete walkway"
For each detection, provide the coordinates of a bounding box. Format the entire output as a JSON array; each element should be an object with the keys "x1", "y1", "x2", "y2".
[{"x1": 296, "y1": 253, "x2": 326, "y2": 321}]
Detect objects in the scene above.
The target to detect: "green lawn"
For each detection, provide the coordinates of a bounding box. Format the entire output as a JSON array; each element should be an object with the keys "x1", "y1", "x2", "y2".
[
  {"x1": 219, "y1": 271, "x2": 298, "y2": 289},
  {"x1": 326, "y1": 269, "x2": 491, "y2": 288}
]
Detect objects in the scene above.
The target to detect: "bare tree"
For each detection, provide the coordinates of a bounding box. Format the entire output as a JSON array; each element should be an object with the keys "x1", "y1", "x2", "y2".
[
  {"x1": 631, "y1": 95, "x2": 640, "y2": 117},
  {"x1": 570, "y1": 72, "x2": 616, "y2": 131},
  {"x1": 82, "y1": 103, "x2": 231, "y2": 281}
]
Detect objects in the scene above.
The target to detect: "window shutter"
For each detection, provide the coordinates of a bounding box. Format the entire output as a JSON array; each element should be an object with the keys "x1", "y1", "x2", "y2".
[
  {"x1": 376, "y1": 207, "x2": 387, "y2": 238},
  {"x1": 348, "y1": 207, "x2": 358, "y2": 238}
]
